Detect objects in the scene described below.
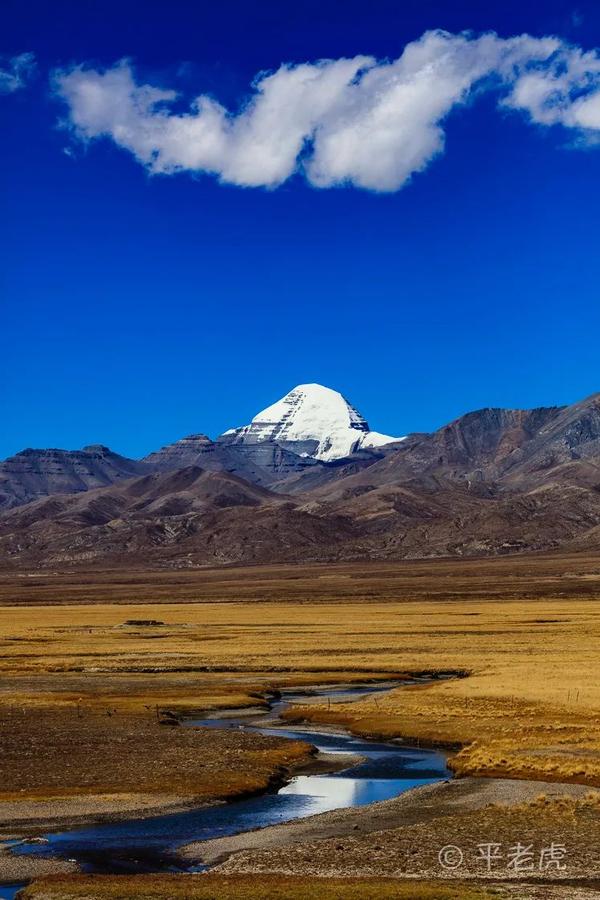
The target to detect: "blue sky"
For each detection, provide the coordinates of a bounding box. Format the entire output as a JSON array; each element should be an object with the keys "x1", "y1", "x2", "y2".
[{"x1": 2, "y1": 0, "x2": 600, "y2": 459}]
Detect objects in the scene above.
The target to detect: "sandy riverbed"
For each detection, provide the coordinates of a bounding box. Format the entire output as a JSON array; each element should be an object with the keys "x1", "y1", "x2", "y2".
[{"x1": 181, "y1": 776, "x2": 600, "y2": 885}]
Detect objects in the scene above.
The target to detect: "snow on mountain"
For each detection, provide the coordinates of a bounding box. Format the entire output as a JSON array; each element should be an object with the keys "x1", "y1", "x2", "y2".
[{"x1": 219, "y1": 383, "x2": 403, "y2": 462}]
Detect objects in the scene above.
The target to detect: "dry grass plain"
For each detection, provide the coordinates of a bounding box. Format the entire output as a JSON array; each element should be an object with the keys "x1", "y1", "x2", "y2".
[
  {"x1": 19, "y1": 874, "x2": 494, "y2": 900},
  {"x1": 2, "y1": 555, "x2": 600, "y2": 896},
  {"x1": 1, "y1": 559, "x2": 600, "y2": 788}
]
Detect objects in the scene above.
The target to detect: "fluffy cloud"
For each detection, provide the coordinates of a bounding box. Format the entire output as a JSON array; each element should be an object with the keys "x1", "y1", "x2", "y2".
[
  {"x1": 0, "y1": 52, "x2": 36, "y2": 94},
  {"x1": 504, "y1": 43, "x2": 600, "y2": 131},
  {"x1": 53, "y1": 31, "x2": 600, "y2": 192}
]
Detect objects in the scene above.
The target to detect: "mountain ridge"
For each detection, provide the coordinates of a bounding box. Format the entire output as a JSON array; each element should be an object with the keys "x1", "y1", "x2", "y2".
[
  {"x1": 4, "y1": 387, "x2": 600, "y2": 569},
  {"x1": 0, "y1": 384, "x2": 398, "y2": 511}
]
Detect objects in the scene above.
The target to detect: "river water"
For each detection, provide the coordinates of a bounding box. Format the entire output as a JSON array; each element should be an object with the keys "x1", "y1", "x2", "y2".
[{"x1": 4, "y1": 679, "x2": 451, "y2": 896}]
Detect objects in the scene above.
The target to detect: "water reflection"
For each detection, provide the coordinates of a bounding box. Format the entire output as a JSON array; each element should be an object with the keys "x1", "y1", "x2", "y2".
[
  {"x1": 10, "y1": 681, "x2": 450, "y2": 877},
  {"x1": 0, "y1": 886, "x2": 25, "y2": 900}
]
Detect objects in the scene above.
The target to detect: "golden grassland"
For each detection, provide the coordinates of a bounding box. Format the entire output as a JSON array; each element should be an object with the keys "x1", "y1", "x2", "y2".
[
  {"x1": 1, "y1": 570, "x2": 600, "y2": 789},
  {"x1": 3, "y1": 559, "x2": 600, "y2": 898},
  {"x1": 273, "y1": 598, "x2": 600, "y2": 784},
  {"x1": 19, "y1": 874, "x2": 494, "y2": 899}
]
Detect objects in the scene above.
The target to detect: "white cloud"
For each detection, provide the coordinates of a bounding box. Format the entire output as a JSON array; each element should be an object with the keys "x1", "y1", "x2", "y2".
[
  {"x1": 0, "y1": 52, "x2": 36, "y2": 94},
  {"x1": 52, "y1": 31, "x2": 600, "y2": 192},
  {"x1": 504, "y1": 43, "x2": 600, "y2": 132},
  {"x1": 305, "y1": 32, "x2": 559, "y2": 191}
]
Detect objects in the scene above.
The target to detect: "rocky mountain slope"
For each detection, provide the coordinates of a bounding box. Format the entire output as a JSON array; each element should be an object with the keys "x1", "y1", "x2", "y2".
[
  {"x1": 143, "y1": 432, "x2": 321, "y2": 487},
  {"x1": 0, "y1": 445, "x2": 151, "y2": 512},
  {"x1": 3, "y1": 388, "x2": 600, "y2": 569},
  {"x1": 0, "y1": 467, "x2": 354, "y2": 568}
]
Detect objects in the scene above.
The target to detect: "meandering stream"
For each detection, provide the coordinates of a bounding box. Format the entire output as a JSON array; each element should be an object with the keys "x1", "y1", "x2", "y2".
[{"x1": 4, "y1": 677, "x2": 452, "y2": 897}]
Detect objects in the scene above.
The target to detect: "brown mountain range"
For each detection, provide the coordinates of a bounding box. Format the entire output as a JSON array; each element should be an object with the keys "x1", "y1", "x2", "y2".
[
  {"x1": 2, "y1": 392, "x2": 600, "y2": 569},
  {"x1": 0, "y1": 445, "x2": 151, "y2": 511}
]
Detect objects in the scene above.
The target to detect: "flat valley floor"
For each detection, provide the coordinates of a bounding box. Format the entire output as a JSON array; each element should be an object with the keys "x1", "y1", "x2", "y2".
[{"x1": 2, "y1": 554, "x2": 600, "y2": 899}]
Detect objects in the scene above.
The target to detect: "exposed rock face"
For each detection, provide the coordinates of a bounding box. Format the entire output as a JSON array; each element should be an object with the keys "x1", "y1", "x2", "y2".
[
  {"x1": 143, "y1": 433, "x2": 319, "y2": 487},
  {"x1": 0, "y1": 446, "x2": 151, "y2": 512},
  {"x1": 415, "y1": 406, "x2": 565, "y2": 479},
  {"x1": 219, "y1": 383, "x2": 402, "y2": 462},
  {"x1": 310, "y1": 395, "x2": 600, "y2": 499},
  {"x1": 308, "y1": 405, "x2": 565, "y2": 496},
  {"x1": 142, "y1": 434, "x2": 215, "y2": 469},
  {"x1": 498, "y1": 393, "x2": 600, "y2": 486}
]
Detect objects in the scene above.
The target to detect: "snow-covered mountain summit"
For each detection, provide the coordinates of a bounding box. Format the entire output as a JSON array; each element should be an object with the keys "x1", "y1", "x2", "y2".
[{"x1": 219, "y1": 383, "x2": 403, "y2": 462}]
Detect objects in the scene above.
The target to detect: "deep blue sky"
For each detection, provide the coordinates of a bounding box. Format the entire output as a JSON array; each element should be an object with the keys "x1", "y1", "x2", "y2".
[{"x1": 2, "y1": 0, "x2": 600, "y2": 459}]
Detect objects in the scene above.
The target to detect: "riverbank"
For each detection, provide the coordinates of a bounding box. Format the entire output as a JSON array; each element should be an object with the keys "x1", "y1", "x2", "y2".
[
  {"x1": 0, "y1": 794, "x2": 214, "y2": 837},
  {"x1": 2, "y1": 562, "x2": 600, "y2": 894},
  {"x1": 0, "y1": 852, "x2": 77, "y2": 885},
  {"x1": 0, "y1": 748, "x2": 360, "y2": 841},
  {"x1": 16, "y1": 775, "x2": 600, "y2": 898},
  {"x1": 0, "y1": 681, "x2": 448, "y2": 885},
  {"x1": 208, "y1": 787, "x2": 600, "y2": 884},
  {"x1": 179, "y1": 776, "x2": 600, "y2": 891},
  {"x1": 0, "y1": 703, "x2": 313, "y2": 840},
  {"x1": 179, "y1": 776, "x2": 597, "y2": 867},
  {"x1": 5, "y1": 700, "x2": 600, "y2": 896}
]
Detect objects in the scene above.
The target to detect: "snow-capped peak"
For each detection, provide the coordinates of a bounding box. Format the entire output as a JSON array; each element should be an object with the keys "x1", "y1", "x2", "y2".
[{"x1": 219, "y1": 383, "x2": 403, "y2": 461}]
